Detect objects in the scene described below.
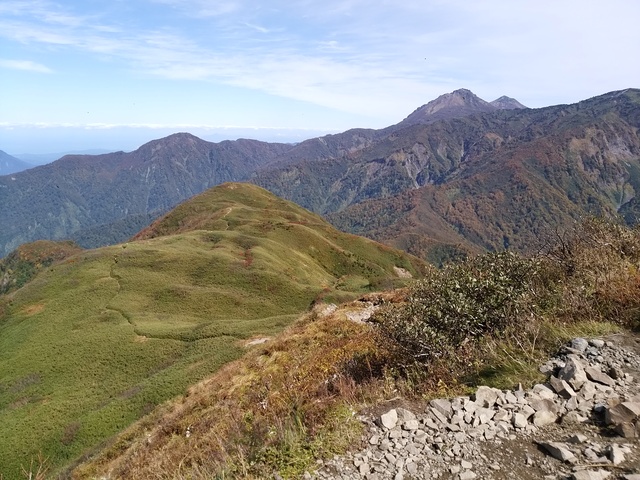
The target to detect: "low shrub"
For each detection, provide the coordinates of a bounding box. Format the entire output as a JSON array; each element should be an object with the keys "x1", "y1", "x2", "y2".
[{"x1": 373, "y1": 251, "x2": 553, "y2": 369}]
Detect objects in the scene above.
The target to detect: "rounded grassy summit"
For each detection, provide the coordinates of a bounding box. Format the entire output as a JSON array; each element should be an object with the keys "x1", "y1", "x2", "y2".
[{"x1": 0, "y1": 182, "x2": 426, "y2": 478}]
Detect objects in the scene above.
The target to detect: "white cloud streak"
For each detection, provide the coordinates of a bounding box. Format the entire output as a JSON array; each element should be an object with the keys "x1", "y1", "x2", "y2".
[
  {"x1": 0, "y1": 58, "x2": 52, "y2": 73},
  {"x1": 1, "y1": 0, "x2": 639, "y2": 121}
]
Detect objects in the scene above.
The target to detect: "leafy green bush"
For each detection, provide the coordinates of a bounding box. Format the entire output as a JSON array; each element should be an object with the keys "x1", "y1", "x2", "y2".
[{"x1": 374, "y1": 252, "x2": 552, "y2": 365}]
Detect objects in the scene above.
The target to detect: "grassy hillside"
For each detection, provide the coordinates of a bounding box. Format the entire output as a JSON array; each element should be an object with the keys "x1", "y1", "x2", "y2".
[
  {"x1": 0, "y1": 240, "x2": 82, "y2": 295},
  {"x1": 74, "y1": 218, "x2": 640, "y2": 479},
  {"x1": 74, "y1": 218, "x2": 640, "y2": 480},
  {"x1": 0, "y1": 183, "x2": 427, "y2": 479}
]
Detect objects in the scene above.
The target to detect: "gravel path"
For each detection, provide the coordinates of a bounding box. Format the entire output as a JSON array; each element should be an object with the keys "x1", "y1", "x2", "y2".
[{"x1": 310, "y1": 334, "x2": 640, "y2": 480}]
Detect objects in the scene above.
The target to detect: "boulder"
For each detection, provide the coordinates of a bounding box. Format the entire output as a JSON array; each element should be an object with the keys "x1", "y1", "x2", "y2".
[
  {"x1": 549, "y1": 376, "x2": 577, "y2": 399},
  {"x1": 572, "y1": 470, "x2": 611, "y2": 480},
  {"x1": 539, "y1": 442, "x2": 576, "y2": 463},
  {"x1": 380, "y1": 409, "x2": 398, "y2": 430},
  {"x1": 559, "y1": 356, "x2": 588, "y2": 390},
  {"x1": 533, "y1": 410, "x2": 557, "y2": 427},
  {"x1": 585, "y1": 367, "x2": 616, "y2": 387},
  {"x1": 474, "y1": 386, "x2": 499, "y2": 407},
  {"x1": 571, "y1": 337, "x2": 589, "y2": 352},
  {"x1": 605, "y1": 402, "x2": 640, "y2": 426}
]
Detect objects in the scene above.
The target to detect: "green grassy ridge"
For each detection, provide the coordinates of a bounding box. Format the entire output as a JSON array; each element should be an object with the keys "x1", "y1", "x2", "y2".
[
  {"x1": 0, "y1": 183, "x2": 426, "y2": 478},
  {"x1": 0, "y1": 240, "x2": 82, "y2": 295}
]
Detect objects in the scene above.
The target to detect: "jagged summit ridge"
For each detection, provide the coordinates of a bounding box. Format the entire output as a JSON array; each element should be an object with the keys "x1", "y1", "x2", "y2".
[{"x1": 398, "y1": 88, "x2": 524, "y2": 127}]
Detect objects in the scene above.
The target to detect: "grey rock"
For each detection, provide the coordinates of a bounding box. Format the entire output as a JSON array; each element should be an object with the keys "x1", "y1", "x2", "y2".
[
  {"x1": 580, "y1": 381, "x2": 597, "y2": 400},
  {"x1": 460, "y1": 459, "x2": 473, "y2": 469},
  {"x1": 512, "y1": 413, "x2": 528, "y2": 429},
  {"x1": 566, "y1": 433, "x2": 588, "y2": 444},
  {"x1": 562, "y1": 411, "x2": 588, "y2": 424},
  {"x1": 533, "y1": 410, "x2": 557, "y2": 427},
  {"x1": 539, "y1": 442, "x2": 577, "y2": 462},
  {"x1": 585, "y1": 366, "x2": 616, "y2": 387},
  {"x1": 396, "y1": 407, "x2": 416, "y2": 422},
  {"x1": 532, "y1": 383, "x2": 557, "y2": 400},
  {"x1": 606, "y1": 443, "x2": 625, "y2": 465},
  {"x1": 403, "y1": 419, "x2": 420, "y2": 431},
  {"x1": 549, "y1": 375, "x2": 577, "y2": 399},
  {"x1": 589, "y1": 339, "x2": 606, "y2": 348},
  {"x1": 614, "y1": 422, "x2": 636, "y2": 438},
  {"x1": 459, "y1": 471, "x2": 477, "y2": 480},
  {"x1": 605, "y1": 401, "x2": 640, "y2": 426},
  {"x1": 571, "y1": 470, "x2": 611, "y2": 480},
  {"x1": 474, "y1": 386, "x2": 499, "y2": 407},
  {"x1": 429, "y1": 398, "x2": 452, "y2": 418},
  {"x1": 380, "y1": 409, "x2": 398, "y2": 430},
  {"x1": 475, "y1": 407, "x2": 495, "y2": 424},
  {"x1": 571, "y1": 337, "x2": 589, "y2": 352},
  {"x1": 608, "y1": 366, "x2": 624, "y2": 380},
  {"x1": 530, "y1": 398, "x2": 559, "y2": 414},
  {"x1": 559, "y1": 356, "x2": 588, "y2": 391}
]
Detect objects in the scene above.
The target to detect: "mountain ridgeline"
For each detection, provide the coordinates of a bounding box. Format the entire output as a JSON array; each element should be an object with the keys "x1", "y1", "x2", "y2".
[
  {"x1": 0, "y1": 182, "x2": 427, "y2": 478},
  {"x1": 255, "y1": 88, "x2": 640, "y2": 258},
  {"x1": 1, "y1": 88, "x2": 639, "y2": 261},
  {"x1": 0, "y1": 135, "x2": 291, "y2": 257},
  {"x1": 0, "y1": 150, "x2": 33, "y2": 176}
]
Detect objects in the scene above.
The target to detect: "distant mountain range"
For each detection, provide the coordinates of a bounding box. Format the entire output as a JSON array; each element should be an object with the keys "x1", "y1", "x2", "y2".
[
  {"x1": 14, "y1": 149, "x2": 113, "y2": 166},
  {"x1": 0, "y1": 150, "x2": 33, "y2": 176},
  {"x1": 1, "y1": 88, "x2": 639, "y2": 260}
]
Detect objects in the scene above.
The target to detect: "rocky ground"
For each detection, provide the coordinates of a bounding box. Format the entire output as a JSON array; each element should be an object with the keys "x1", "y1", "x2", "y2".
[{"x1": 309, "y1": 334, "x2": 640, "y2": 480}]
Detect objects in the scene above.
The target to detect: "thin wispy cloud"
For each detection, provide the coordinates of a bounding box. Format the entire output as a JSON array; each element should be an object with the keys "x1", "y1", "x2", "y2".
[
  {"x1": 1, "y1": 0, "x2": 639, "y2": 154},
  {"x1": 0, "y1": 59, "x2": 52, "y2": 73}
]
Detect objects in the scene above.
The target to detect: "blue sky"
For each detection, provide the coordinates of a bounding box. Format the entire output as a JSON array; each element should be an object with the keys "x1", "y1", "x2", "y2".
[{"x1": 1, "y1": 0, "x2": 639, "y2": 154}]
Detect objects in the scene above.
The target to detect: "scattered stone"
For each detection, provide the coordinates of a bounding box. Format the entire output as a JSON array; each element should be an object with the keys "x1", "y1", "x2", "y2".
[
  {"x1": 571, "y1": 338, "x2": 590, "y2": 353},
  {"x1": 512, "y1": 413, "x2": 528, "y2": 429},
  {"x1": 312, "y1": 337, "x2": 640, "y2": 480},
  {"x1": 605, "y1": 402, "x2": 640, "y2": 426},
  {"x1": 567, "y1": 433, "x2": 588, "y2": 444},
  {"x1": 550, "y1": 376, "x2": 577, "y2": 399},
  {"x1": 429, "y1": 398, "x2": 452, "y2": 418},
  {"x1": 571, "y1": 470, "x2": 611, "y2": 480},
  {"x1": 559, "y1": 356, "x2": 588, "y2": 391},
  {"x1": 396, "y1": 407, "x2": 416, "y2": 422},
  {"x1": 606, "y1": 443, "x2": 625, "y2": 465},
  {"x1": 585, "y1": 366, "x2": 616, "y2": 387},
  {"x1": 615, "y1": 422, "x2": 636, "y2": 438},
  {"x1": 533, "y1": 410, "x2": 557, "y2": 427},
  {"x1": 459, "y1": 471, "x2": 477, "y2": 480},
  {"x1": 380, "y1": 409, "x2": 398, "y2": 430},
  {"x1": 532, "y1": 383, "x2": 557, "y2": 400},
  {"x1": 474, "y1": 386, "x2": 499, "y2": 408},
  {"x1": 539, "y1": 442, "x2": 577, "y2": 463}
]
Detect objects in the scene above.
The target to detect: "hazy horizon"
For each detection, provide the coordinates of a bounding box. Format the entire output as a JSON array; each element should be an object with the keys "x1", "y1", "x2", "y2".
[
  {"x1": 2, "y1": 1, "x2": 639, "y2": 155},
  {"x1": 0, "y1": 125, "x2": 337, "y2": 157}
]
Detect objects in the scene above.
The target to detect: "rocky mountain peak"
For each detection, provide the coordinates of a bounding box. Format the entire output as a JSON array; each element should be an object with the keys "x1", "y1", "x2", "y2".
[
  {"x1": 490, "y1": 95, "x2": 527, "y2": 110},
  {"x1": 397, "y1": 89, "x2": 497, "y2": 127}
]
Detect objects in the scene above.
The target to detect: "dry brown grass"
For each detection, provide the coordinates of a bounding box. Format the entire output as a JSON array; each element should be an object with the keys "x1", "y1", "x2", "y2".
[{"x1": 74, "y1": 299, "x2": 396, "y2": 479}]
